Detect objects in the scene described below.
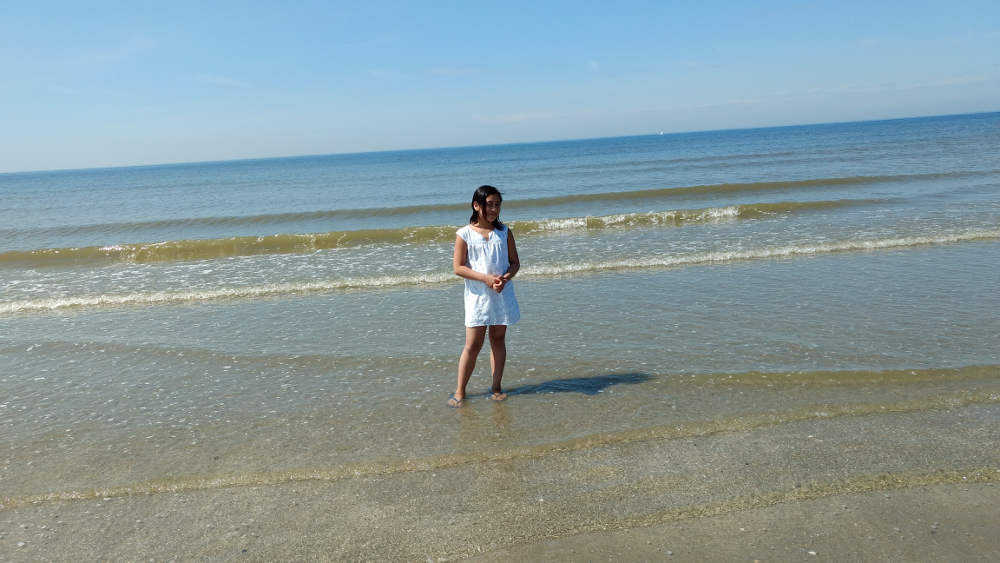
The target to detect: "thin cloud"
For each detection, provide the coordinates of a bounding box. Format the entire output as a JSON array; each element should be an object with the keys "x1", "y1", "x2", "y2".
[
  {"x1": 644, "y1": 72, "x2": 993, "y2": 117},
  {"x1": 688, "y1": 98, "x2": 764, "y2": 111},
  {"x1": 194, "y1": 74, "x2": 252, "y2": 89},
  {"x1": 367, "y1": 68, "x2": 406, "y2": 79},
  {"x1": 430, "y1": 66, "x2": 481, "y2": 76},
  {"x1": 676, "y1": 59, "x2": 722, "y2": 70},
  {"x1": 907, "y1": 75, "x2": 988, "y2": 89},
  {"x1": 855, "y1": 37, "x2": 884, "y2": 47},
  {"x1": 805, "y1": 75, "x2": 989, "y2": 96},
  {"x1": 75, "y1": 36, "x2": 156, "y2": 65},
  {"x1": 475, "y1": 112, "x2": 556, "y2": 124}
]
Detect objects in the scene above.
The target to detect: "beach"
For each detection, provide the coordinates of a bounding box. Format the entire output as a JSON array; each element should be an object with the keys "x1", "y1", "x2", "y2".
[
  {"x1": 2, "y1": 112, "x2": 999, "y2": 559},
  {"x1": 3, "y1": 363, "x2": 998, "y2": 559}
]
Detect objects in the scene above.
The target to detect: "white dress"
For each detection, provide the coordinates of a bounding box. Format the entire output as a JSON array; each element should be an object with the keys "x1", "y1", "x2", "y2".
[{"x1": 457, "y1": 224, "x2": 520, "y2": 327}]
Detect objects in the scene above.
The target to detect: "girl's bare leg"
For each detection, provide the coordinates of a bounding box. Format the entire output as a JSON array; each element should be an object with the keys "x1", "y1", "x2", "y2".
[
  {"x1": 488, "y1": 325, "x2": 508, "y2": 400},
  {"x1": 452, "y1": 326, "x2": 486, "y2": 406}
]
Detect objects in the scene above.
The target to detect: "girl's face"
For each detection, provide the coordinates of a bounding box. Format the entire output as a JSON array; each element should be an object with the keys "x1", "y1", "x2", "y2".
[{"x1": 476, "y1": 195, "x2": 502, "y2": 223}]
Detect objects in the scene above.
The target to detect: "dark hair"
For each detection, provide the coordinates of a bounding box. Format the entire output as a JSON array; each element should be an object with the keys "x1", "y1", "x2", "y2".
[{"x1": 469, "y1": 185, "x2": 503, "y2": 229}]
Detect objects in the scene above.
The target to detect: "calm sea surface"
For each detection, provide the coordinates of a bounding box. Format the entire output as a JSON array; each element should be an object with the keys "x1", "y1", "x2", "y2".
[{"x1": 1, "y1": 112, "x2": 999, "y2": 500}]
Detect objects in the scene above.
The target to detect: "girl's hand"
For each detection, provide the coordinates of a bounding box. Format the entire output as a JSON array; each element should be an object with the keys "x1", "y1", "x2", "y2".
[
  {"x1": 483, "y1": 274, "x2": 501, "y2": 292},
  {"x1": 492, "y1": 274, "x2": 509, "y2": 293}
]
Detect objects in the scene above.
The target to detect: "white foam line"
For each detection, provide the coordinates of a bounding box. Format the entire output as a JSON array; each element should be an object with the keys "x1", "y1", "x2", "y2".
[
  {"x1": 529, "y1": 206, "x2": 743, "y2": 231},
  {"x1": 3, "y1": 229, "x2": 997, "y2": 314},
  {"x1": 526, "y1": 229, "x2": 1000, "y2": 276},
  {"x1": 0, "y1": 272, "x2": 456, "y2": 313},
  {"x1": 531, "y1": 217, "x2": 588, "y2": 230}
]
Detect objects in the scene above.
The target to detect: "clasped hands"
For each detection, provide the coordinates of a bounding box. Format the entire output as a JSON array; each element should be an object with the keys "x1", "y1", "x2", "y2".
[{"x1": 487, "y1": 274, "x2": 511, "y2": 293}]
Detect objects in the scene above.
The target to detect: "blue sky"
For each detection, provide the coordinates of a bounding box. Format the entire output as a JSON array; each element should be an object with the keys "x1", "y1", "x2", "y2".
[{"x1": 2, "y1": 1, "x2": 998, "y2": 172}]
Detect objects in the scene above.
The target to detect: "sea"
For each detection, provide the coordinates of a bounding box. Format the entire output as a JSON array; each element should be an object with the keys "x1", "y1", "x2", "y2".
[{"x1": 1, "y1": 112, "x2": 999, "y2": 509}]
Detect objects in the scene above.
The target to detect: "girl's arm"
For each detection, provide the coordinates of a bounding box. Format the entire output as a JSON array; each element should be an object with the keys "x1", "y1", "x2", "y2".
[
  {"x1": 492, "y1": 229, "x2": 520, "y2": 292},
  {"x1": 502, "y1": 228, "x2": 520, "y2": 281},
  {"x1": 453, "y1": 235, "x2": 495, "y2": 284}
]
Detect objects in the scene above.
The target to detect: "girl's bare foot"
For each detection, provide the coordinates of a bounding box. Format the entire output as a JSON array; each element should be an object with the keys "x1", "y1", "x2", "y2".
[
  {"x1": 448, "y1": 393, "x2": 465, "y2": 408},
  {"x1": 488, "y1": 389, "x2": 507, "y2": 401}
]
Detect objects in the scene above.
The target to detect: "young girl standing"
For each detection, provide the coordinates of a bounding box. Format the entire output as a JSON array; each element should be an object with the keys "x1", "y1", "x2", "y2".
[{"x1": 449, "y1": 185, "x2": 520, "y2": 407}]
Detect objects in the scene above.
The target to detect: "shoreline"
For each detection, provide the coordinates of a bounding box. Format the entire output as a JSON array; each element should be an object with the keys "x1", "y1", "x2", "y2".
[{"x1": 3, "y1": 385, "x2": 997, "y2": 560}]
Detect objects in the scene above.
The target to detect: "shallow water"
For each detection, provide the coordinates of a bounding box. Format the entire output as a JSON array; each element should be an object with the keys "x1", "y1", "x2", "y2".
[{"x1": 2, "y1": 112, "x2": 999, "y2": 513}]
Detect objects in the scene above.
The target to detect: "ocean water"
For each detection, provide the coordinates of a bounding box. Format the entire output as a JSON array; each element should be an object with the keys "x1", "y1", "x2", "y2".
[{"x1": 1, "y1": 112, "x2": 999, "y2": 505}]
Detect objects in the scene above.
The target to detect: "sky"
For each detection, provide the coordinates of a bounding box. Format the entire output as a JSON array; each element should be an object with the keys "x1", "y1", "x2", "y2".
[{"x1": 2, "y1": 1, "x2": 998, "y2": 173}]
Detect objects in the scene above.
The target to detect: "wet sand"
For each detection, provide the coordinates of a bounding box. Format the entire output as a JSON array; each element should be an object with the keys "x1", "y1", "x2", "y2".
[
  {"x1": 3, "y1": 365, "x2": 998, "y2": 560},
  {"x1": 478, "y1": 483, "x2": 1000, "y2": 561}
]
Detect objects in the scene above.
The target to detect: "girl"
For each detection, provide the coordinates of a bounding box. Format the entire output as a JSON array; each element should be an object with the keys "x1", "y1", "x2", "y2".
[{"x1": 449, "y1": 185, "x2": 520, "y2": 407}]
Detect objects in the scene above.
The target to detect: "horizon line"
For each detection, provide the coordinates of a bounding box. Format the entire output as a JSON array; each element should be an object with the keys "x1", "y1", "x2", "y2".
[{"x1": 3, "y1": 109, "x2": 998, "y2": 176}]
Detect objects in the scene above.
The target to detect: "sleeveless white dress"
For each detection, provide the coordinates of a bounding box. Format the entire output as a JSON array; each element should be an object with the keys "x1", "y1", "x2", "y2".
[{"x1": 457, "y1": 224, "x2": 520, "y2": 327}]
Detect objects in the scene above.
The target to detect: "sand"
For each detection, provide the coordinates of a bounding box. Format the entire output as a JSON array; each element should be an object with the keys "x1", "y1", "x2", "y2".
[
  {"x1": 477, "y1": 483, "x2": 1000, "y2": 561},
  {"x1": 3, "y1": 393, "x2": 998, "y2": 561}
]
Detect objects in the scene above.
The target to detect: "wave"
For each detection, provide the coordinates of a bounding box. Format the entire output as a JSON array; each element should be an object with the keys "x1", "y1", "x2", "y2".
[
  {"x1": 517, "y1": 198, "x2": 880, "y2": 232},
  {"x1": 533, "y1": 154, "x2": 884, "y2": 181},
  {"x1": 523, "y1": 150, "x2": 805, "y2": 175},
  {"x1": 1, "y1": 201, "x2": 470, "y2": 239},
  {"x1": 3, "y1": 228, "x2": 996, "y2": 314},
  {"x1": 0, "y1": 199, "x2": 879, "y2": 267},
  {"x1": 525, "y1": 228, "x2": 1000, "y2": 275},
  {"x1": 5, "y1": 169, "x2": 991, "y2": 240},
  {"x1": 531, "y1": 170, "x2": 994, "y2": 205}
]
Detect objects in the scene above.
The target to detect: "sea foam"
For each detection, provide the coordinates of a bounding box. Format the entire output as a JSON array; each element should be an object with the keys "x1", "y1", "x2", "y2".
[{"x1": 3, "y1": 228, "x2": 996, "y2": 314}]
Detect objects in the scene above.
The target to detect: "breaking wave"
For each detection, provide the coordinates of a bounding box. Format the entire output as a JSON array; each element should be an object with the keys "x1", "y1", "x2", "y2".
[
  {"x1": 0, "y1": 199, "x2": 878, "y2": 267},
  {"x1": 3, "y1": 227, "x2": 996, "y2": 314}
]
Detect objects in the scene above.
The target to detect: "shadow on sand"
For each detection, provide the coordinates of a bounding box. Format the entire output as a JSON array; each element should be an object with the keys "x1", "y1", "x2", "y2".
[{"x1": 503, "y1": 372, "x2": 651, "y2": 397}]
